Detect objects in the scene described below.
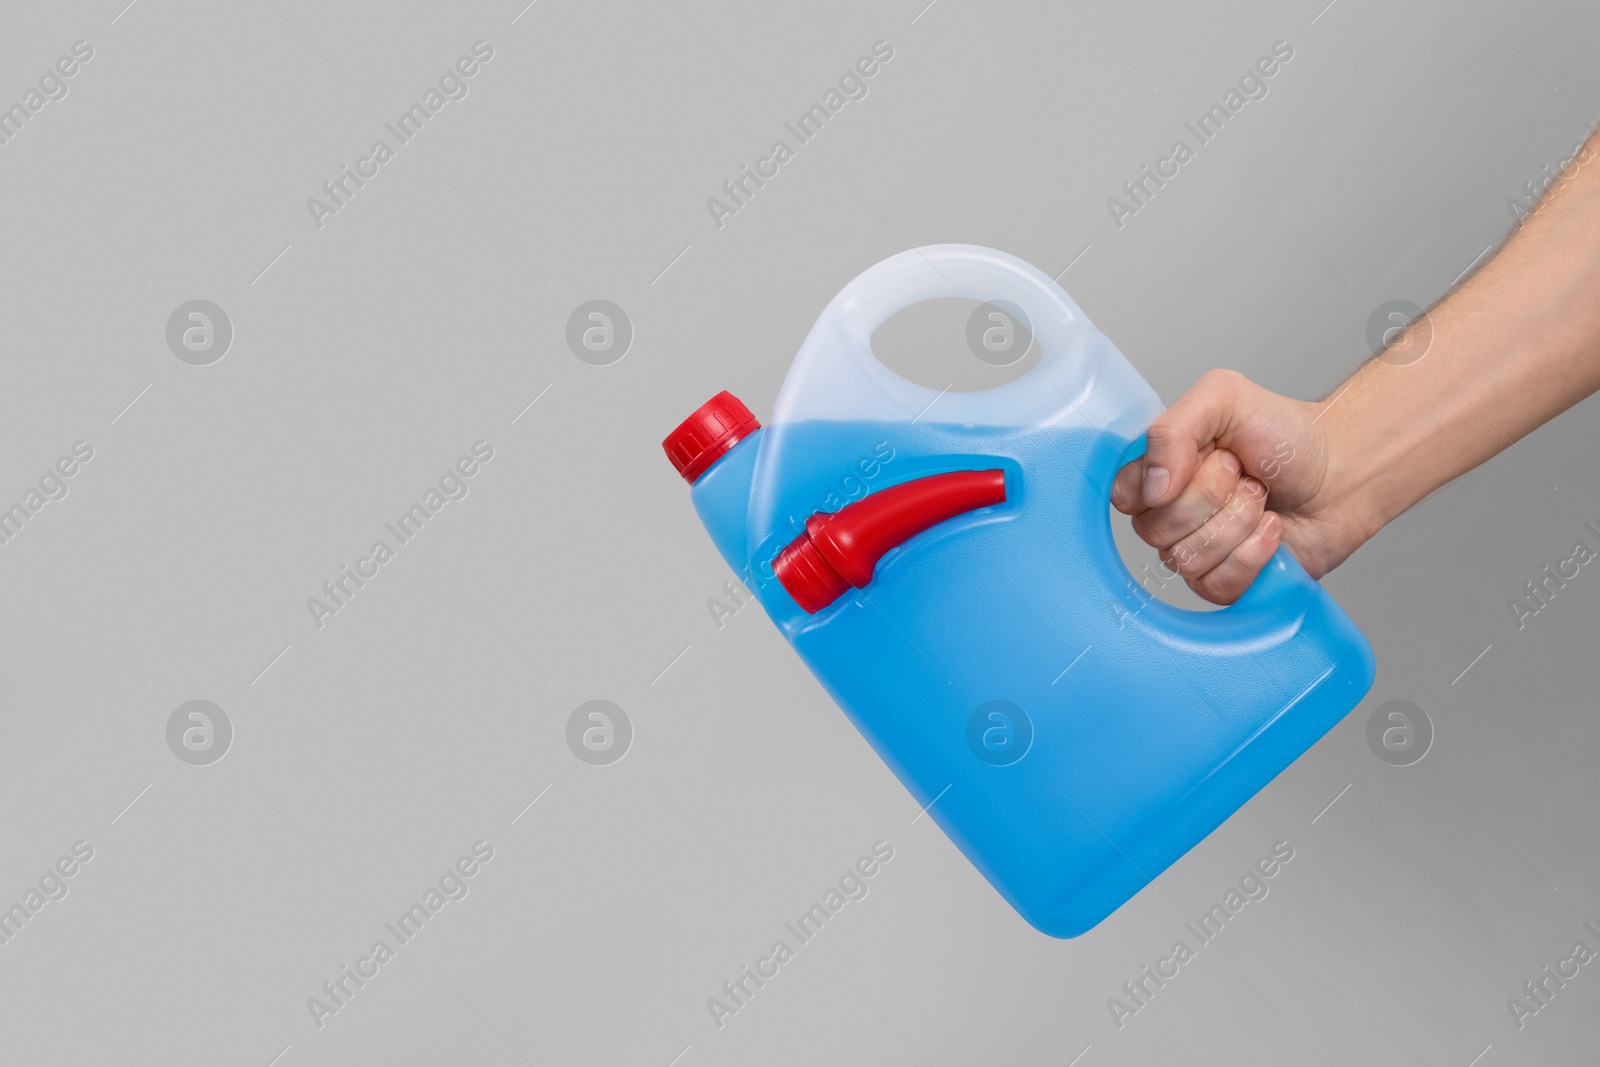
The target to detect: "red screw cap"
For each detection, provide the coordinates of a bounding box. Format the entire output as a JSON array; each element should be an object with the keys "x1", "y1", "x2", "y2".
[{"x1": 662, "y1": 391, "x2": 761, "y2": 484}]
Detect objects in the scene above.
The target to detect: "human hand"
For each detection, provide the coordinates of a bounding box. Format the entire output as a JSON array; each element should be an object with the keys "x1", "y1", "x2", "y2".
[{"x1": 1110, "y1": 370, "x2": 1378, "y2": 605}]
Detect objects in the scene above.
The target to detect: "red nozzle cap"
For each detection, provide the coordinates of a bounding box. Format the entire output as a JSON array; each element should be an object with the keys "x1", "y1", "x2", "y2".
[
  {"x1": 662, "y1": 391, "x2": 761, "y2": 484},
  {"x1": 773, "y1": 468, "x2": 1007, "y2": 614},
  {"x1": 773, "y1": 533, "x2": 854, "y2": 614}
]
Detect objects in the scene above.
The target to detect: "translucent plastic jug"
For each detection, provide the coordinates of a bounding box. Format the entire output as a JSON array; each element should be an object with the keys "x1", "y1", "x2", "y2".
[{"x1": 663, "y1": 245, "x2": 1374, "y2": 937}]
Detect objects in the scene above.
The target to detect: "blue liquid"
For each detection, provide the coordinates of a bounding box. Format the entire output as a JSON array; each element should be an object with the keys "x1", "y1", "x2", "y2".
[{"x1": 693, "y1": 418, "x2": 1372, "y2": 937}]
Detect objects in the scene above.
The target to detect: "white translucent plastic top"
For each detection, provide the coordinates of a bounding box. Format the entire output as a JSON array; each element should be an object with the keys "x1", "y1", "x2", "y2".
[{"x1": 766, "y1": 244, "x2": 1161, "y2": 434}]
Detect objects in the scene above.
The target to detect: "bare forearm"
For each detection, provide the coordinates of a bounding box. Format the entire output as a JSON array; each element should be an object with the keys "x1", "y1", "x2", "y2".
[
  {"x1": 1323, "y1": 130, "x2": 1600, "y2": 537},
  {"x1": 1117, "y1": 130, "x2": 1600, "y2": 602}
]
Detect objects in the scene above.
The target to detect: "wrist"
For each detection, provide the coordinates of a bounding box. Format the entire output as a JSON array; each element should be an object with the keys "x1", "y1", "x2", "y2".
[{"x1": 1308, "y1": 382, "x2": 1408, "y2": 561}]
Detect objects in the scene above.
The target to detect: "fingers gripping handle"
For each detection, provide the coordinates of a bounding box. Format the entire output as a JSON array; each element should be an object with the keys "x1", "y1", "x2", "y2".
[{"x1": 1115, "y1": 435, "x2": 1318, "y2": 620}]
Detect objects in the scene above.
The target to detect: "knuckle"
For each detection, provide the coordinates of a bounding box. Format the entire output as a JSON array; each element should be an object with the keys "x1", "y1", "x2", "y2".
[
  {"x1": 1111, "y1": 469, "x2": 1140, "y2": 512},
  {"x1": 1145, "y1": 422, "x2": 1183, "y2": 450},
  {"x1": 1198, "y1": 367, "x2": 1244, "y2": 394},
  {"x1": 1189, "y1": 573, "x2": 1238, "y2": 606},
  {"x1": 1199, "y1": 464, "x2": 1236, "y2": 511},
  {"x1": 1239, "y1": 532, "x2": 1274, "y2": 568},
  {"x1": 1131, "y1": 513, "x2": 1166, "y2": 547},
  {"x1": 1226, "y1": 482, "x2": 1265, "y2": 520}
]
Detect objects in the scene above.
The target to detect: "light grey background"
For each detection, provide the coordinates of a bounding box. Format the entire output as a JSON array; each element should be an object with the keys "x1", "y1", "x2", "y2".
[{"x1": 1, "y1": 0, "x2": 1598, "y2": 1064}]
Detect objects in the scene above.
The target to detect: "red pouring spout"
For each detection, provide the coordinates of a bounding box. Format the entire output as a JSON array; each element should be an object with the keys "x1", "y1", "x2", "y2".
[{"x1": 774, "y1": 469, "x2": 1008, "y2": 613}]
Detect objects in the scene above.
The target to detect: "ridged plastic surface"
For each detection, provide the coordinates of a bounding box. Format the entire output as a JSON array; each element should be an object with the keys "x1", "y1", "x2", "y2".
[{"x1": 686, "y1": 246, "x2": 1374, "y2": 937}]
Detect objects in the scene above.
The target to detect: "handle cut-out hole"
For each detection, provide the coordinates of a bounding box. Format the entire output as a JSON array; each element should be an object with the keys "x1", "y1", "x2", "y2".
[
  {"x1": 871, "y1": 298, "x2": 1040, "y2": 393},
  {"x1": 1109, "y1": 504, "x2": 1222, "y2": 612}
]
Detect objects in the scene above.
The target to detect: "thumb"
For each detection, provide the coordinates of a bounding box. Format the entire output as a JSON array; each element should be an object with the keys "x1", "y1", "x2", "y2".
[{"x1": 1140, "y1": 369, "x2": 1242, "y2": 507}]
